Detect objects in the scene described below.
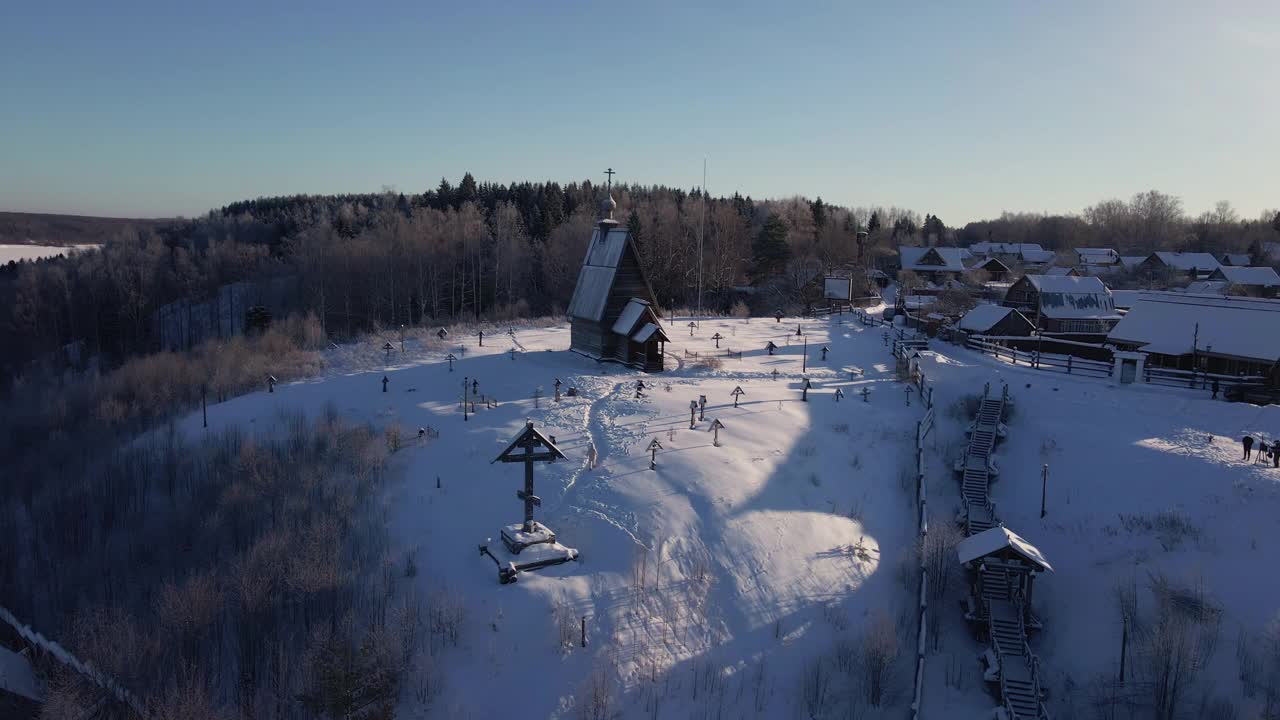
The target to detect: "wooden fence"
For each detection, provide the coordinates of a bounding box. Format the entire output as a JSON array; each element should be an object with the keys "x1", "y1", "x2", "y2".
[
  {"x1": 964, "y1": 337, "x2": 1113, "y2": 378},
  {"x1": 0, "y1": 605, "x2": 149, "y2": 718}
]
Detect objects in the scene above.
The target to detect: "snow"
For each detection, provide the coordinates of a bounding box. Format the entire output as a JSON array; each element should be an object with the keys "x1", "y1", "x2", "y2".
[
  {"x1": 959, "y1": 305, "x2": 1017, "y2": 333},
  {"x1": 173, "y1": 308, "x2": 923, "y2": 718},
  {"x1": 163, "y1": 291, "x2": 1280, "y2": 718},
  {"x1": 1023, "y1": 275, "x2": 1120, "y2": 320},
  {"x1": 956, "y1": 526, "x2": 1053, "y2": 572},
  {"x1": 568, "y1": 226, "x2": 634, "y2": 321},
  {"x1": 610, "y1": 298, "x2": 649, "y2": 335},
  {"x1": 914, "y1": 337, "x2": 1280, "y2": 718},
  {"x1": 0, "y1": 243, "x2": 98, "y2": 263},
  {"x1": 1210, "y1": 265, "x2": 1280, "y2": 287},
  {"x1": 1220, "y1": 253, "x2": 1251, "y2": 266},
  {"x1": 0, "y1": 645, "x2": 39, "y2": 701},
  {"x1": 1152, "y1": 251, "x2": 1222, "y2": 272},
  {"x1": 1108, "y1": 292, "x2": 1280, "y2": 361},
  {"x1": 900, "y1": 246, "x2": 967, "y2": 273},
  {"x1": 631, "y1": 322, "x2": 661, "y2": 343}
]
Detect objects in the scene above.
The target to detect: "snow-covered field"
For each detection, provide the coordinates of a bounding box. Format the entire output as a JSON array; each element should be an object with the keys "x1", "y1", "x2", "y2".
[
  {"x1": 0, "y1": 243, "x2": 98, "y2": 263},
  {"x1": 172, "y1": 309, "x2": 1280, "y2": 718}
]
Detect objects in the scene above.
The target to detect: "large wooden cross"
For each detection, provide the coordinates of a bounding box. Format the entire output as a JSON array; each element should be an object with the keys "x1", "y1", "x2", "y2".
[{"x1": 493, "y1": 421, "x2": 566, "y2": 532}]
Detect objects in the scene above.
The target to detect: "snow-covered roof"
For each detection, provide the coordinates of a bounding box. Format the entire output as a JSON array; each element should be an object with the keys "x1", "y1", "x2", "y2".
[
  {"x1": 1108, "y1": 293, "x2": 1280, "y2": 361},
  {"x1": 611, "y1": 298, "x2": 650, "y2": 335},
  {"x1": 568, "y1": 225, "x2": 632, "y2": 321},
  {"x1": 1150, "y1": 252, "x2": 1221, "y2": 272},
  {"x1": 968, "y1": 242, "x2": 1055, "y2": 264},
  {"x1": 967, "y1": 256, "x2": 1010, "y2": 273},
  {"x1": 1110, "y1": 290, "x2": 1142, "y2": 309},
  {"x1": 1076, "y1": 247, "x2": 1118, "y2": 262},
  {"x1": 1021, "y1": 275, "x2": 1120, "y2": 320},
  {"x1": 956, "y1": 526, "x2": 1053, "y2": 572},
  {"x1": 1220, "y1": 253, "x2": 1251, "y2": 266},
  {"x1": 1042, "y1": 266, "x2": 1076, "y2": 277},
  {"x1": 1119, "y1": 255, "x2": 1145, "y2": 269},
  {"x1": 1209, "y1": 266, "x2": 1280, "y2": 287},
  {"x1": 632, "y1": 322, "x2": 664, "y2": 343},
  {"x1": 0, "y1": 645, "x2": 40, "y2": 701},
  {"x1": 959, "y1": 304, "x2": 1016, "y2": 332},
  {"x1": 1181, "y1": 281, "x2": 1228, "y2": 296},
  {"x1": 899, "y1": 246, "x2": 966, "y2": 273}
]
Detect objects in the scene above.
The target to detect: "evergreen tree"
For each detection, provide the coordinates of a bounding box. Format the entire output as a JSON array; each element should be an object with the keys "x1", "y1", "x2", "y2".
[
  {"x1": 626, "y1": 209, "x2": 644, "y2": 249},
  {"x1": 1272, "y1": 211, "x2": 1280, "y2": 234},
  {"x1": 436, "y1": 178, "x2": 454, "y2": 209},
  {"x1": 868, "y1": 211, "x2": 881, "y2": 234},
  {"x1": 810, "y1": 197, "x2": 828, "y2": 232},
  {"x1": 457, "y1": 172, "x2": 479, "y2": 206},
  {"x1": 752, "y1": 214, "x2": 791, "y2": 280}
]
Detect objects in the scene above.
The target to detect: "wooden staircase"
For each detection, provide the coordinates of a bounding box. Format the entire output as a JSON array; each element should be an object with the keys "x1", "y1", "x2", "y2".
[{"x1": 958, "y1": 385, "x2": 1050, "y2": 719}]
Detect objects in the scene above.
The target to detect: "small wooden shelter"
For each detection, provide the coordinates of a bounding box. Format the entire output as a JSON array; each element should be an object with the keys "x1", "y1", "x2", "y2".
[{"x1": 568, "y1": 193, "x2": 669, "y2": 372}]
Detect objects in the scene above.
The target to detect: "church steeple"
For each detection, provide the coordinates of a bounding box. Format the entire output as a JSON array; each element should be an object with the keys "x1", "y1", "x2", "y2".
[{"x1": 599, "y1": 167, "x2": 617, "y2": 224}]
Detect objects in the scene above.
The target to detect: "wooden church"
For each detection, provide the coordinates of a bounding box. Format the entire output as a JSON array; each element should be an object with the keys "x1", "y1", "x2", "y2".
[{"x1": 567, "y1": 192, "x2": 668, "y2": 372}]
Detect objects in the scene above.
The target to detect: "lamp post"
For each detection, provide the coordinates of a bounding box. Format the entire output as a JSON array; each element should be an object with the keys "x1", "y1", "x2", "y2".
[{"x1": 1040, "y1": 464, "x2": 1048, "y2": 518}]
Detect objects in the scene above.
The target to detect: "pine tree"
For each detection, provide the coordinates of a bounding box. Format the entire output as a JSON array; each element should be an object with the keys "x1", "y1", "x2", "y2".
[
  {"x1": 627, "y1": 209, "x2": 644, "y2": 249},
  {"x1": 457, "y1": 172, "x2": 479, "y2": 206},
  {"x1": 752, "y1": 214, "x2": 791, "y2": 280},
  {"x1": 868, "y1": 211, "x2": 881, "y2": 234},
  {"x1": 810, "y1": 197, "x2": 828, "y2": 232}
]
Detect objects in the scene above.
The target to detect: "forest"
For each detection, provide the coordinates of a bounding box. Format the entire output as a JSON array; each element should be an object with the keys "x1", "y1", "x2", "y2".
[{"x1": 3, "y1": 175, "x2": 1276, "y2": 384}]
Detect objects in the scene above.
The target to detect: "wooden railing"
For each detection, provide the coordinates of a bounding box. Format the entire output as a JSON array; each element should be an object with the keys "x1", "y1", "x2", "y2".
[{"x1": 965, "y1": 337, "x2": 1113, "y2": 378}]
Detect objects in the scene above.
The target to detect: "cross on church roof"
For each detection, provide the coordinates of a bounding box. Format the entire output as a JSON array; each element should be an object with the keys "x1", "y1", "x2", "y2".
[{"x1": 604, "y1": 167, "x2": 615, "y2": 190}]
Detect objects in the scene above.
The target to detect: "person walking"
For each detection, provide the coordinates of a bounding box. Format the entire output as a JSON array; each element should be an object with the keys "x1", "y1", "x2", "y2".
[
  {"x1": 586, "y1": 440, "x2": 598, "y2": 471},
  {"x1": 1243, "y1": 435, "x2": 1255, "y2": 460}
]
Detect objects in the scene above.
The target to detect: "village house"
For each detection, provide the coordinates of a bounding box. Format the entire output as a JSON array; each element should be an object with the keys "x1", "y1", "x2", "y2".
[
  {"x1": 898, "y1": 245, "x2": 967, "y2": 283},
  {"x1": 1206, "y1": 266, "x2": 1280, "y2": 298},
  {"x1": 1041, "y1": 266, "x2": 1080, "y2": 278},
  {"x1": 1107, "y1": 293, "x2": 1280, "y2": 377},
  {"x1": 1137, "y1": 251, "x2": 1222, "y2": 281},
  {"x1": 567, "y1": 194, "x2": 669, "y2": 372},
  {"x1": 966, "y1": 256, "x2": 1011, "y2": 282},
  {"x1": 1075, "y1": 247, "x2": 1120, "y2": 274},
  {"x1": 1219, "y1": 252, "x2": 1252, "y2": 267},
  {"x1": 966, "y1": 241, "x2": 1055, "y2": 268},
  {"x1": 958, "y1": 304, "x2": 1035, "y2": 337},
  {"x1": 1002, "y1": 274, "x2": 1121, "y2": 334}
]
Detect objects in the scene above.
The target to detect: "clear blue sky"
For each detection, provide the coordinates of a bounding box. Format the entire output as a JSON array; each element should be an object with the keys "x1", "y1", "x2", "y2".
[{"x1": 3, "y1": 1, "x2": 1276, "y2": 223}]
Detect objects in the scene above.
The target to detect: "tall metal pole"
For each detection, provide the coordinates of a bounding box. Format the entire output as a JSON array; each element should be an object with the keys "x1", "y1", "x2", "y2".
[{"x1": 1040, "y1": 463, "x2": 1048, "y2": 518}]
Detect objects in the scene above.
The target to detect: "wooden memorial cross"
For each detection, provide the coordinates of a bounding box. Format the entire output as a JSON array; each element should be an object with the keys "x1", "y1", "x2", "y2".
[
  {"x1": 554, "y1": 378, "x2": 562, "y2": 402},
  {"x1": 267, "y1": 374, "x2": 277, "y2": 393},
  {"x1": 647, "y1": 437, "x2": 663, "y2": 469},
  {"x1": 861, "y1": 386, "x2": 871, "y2": 402},
  {"x1": 383, "y1": 341, "x2": 394, "y2": 359},
  {"x1": 821, "y1": 346, "x2": 829, "y2": 361},
  {"x1": 698, "y1": 395, "x2": 707, "y2": 421},
  {"x1": 795, "y1": 324, "x2": 803, "y2": 337},
  {"x1": 689, "y1": 400, "x2": 698, "y2": 429},
  {"x1": 382, "y1": 376, "x2": 389, "y2": 393},
  {"x1": 731, "y1": 386, "x2": 745, "y2": 408},
  {"x1": 493, "y1": 421, "x2": 567, "y2": 533},
  {"x1": 709, "y1": 418, "x2": 725, "y2": 447},
  {"x1": 774, "y1": 310, "x2": 783, "y2": 323},
  {"x1": 688, "y1": 321, "x2": 697, "y2": 337},
  {"x1": 711, "y1": 332, "x2": 724, "y2": 348},
  {"x1": 801, "y1": 377, "x2": 811, "y2": 402},
  {"x1": 834, "y1": 387, "x2": 845, "y2": 402},
  {"x1": 478, "y1": 330, "x2": 484, "y2": 346},
  {"x1": 767, "y1": 341, "x2": 777, "y2": 356},
  {"x1": 446, "y1": 353, "x2": 456, "y2": 371},
  {"x1": 771, "y1": 368, "x2": 779, "y2": 381},
  {"x1": 509, "y1": 347, "x2": 517, "y2": 361}
]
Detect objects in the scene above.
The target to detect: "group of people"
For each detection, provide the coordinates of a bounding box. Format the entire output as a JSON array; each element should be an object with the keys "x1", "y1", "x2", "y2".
[{"x1": 1242, "y1": 435, "x2": 1280, "y2": 467}]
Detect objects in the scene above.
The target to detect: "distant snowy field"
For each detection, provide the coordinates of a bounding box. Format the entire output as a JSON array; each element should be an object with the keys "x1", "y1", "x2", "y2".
[
  {"x1": 0, "y1": 243, "x2": 98, "y2": 263},
  {"x1": 171, "y1": 310, "x2": 1280, "y2": 718}
]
